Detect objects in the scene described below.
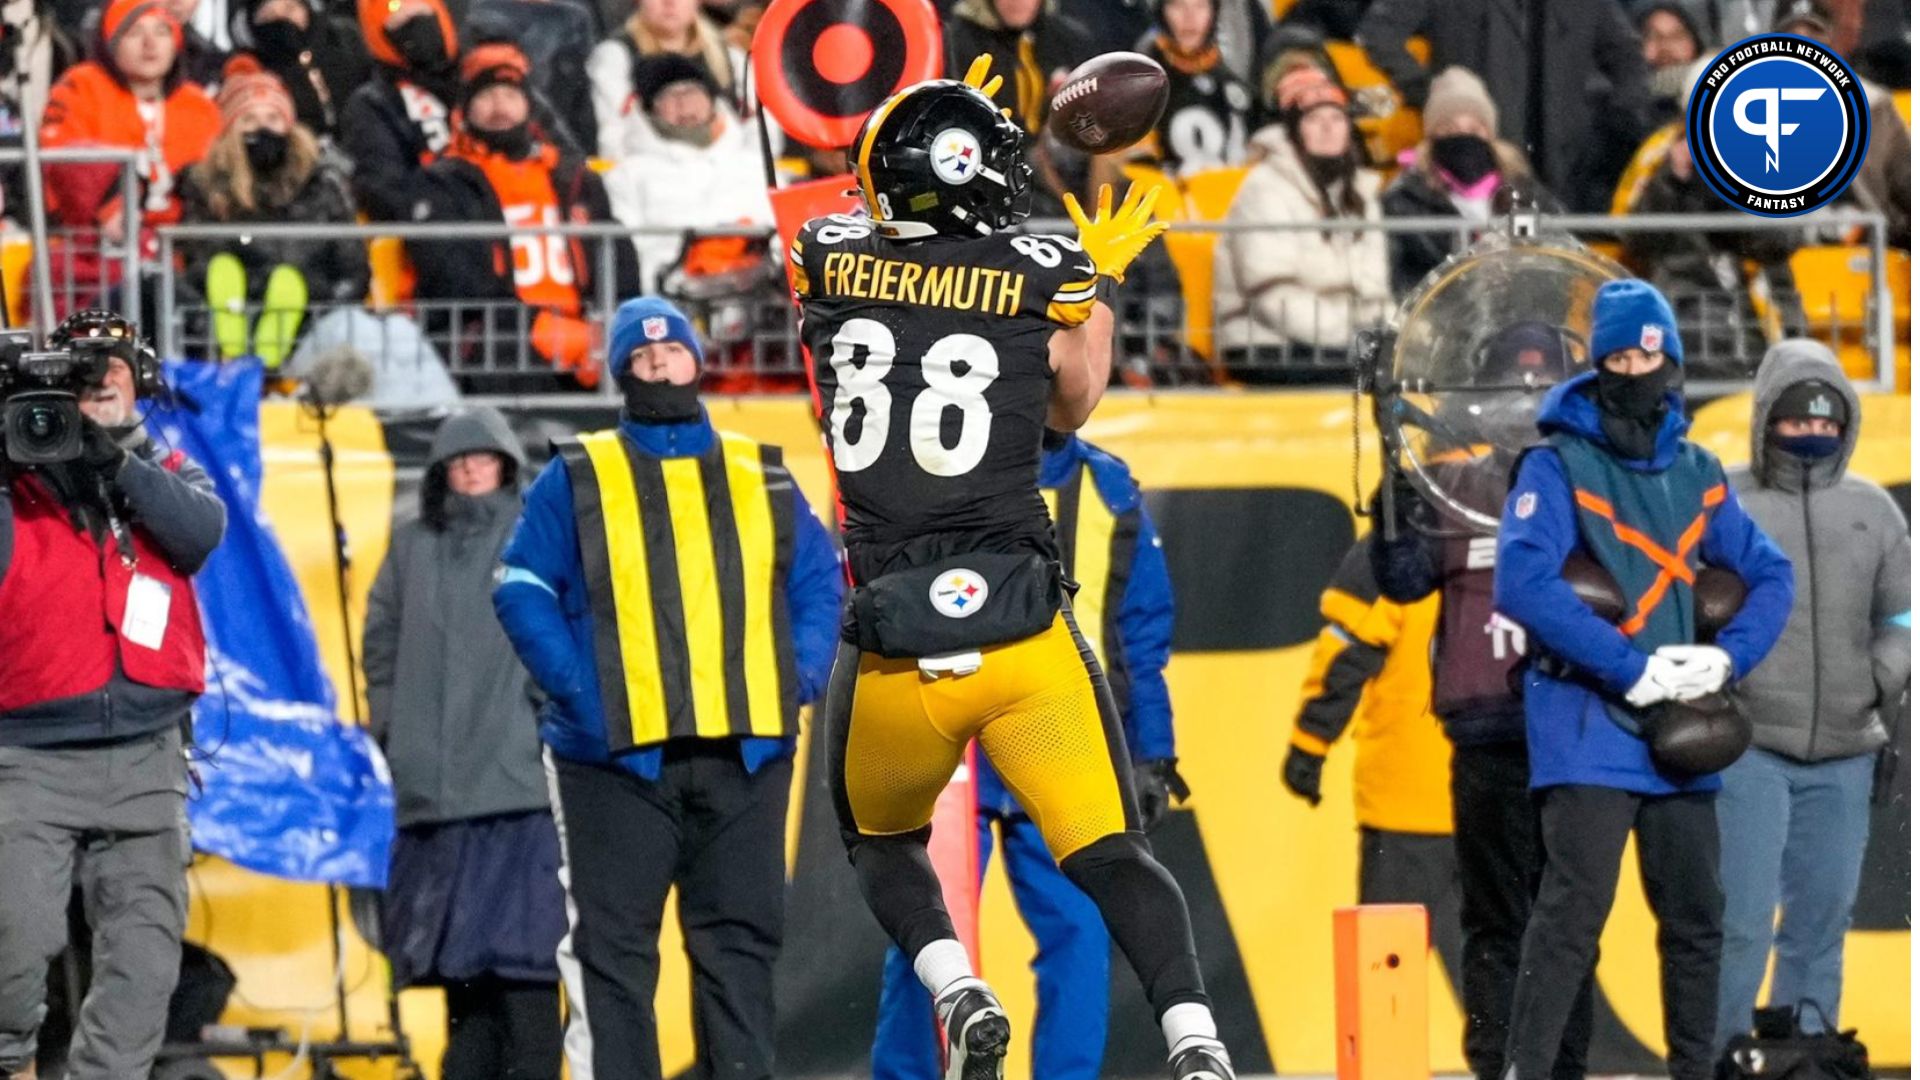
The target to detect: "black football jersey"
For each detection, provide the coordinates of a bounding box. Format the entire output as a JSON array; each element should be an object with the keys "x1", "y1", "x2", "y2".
[
  {"x1": 1144, "y1": 39, "x2": 1253, "y2": 178},
  {"x1": 792, "y1": 213, "x2": 1099, "y2": 581}
]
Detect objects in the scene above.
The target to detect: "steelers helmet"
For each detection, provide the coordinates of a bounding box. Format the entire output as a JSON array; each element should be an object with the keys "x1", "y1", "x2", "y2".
[{"x1": 849, "y1": 80, "x2": 1031, "y2": 239}]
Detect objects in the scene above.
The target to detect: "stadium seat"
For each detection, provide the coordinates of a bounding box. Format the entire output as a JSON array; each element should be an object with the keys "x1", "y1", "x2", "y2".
[
  {"x1": 1, "y1": 236, "x2": 28, "y2": 329},
  {"x1": 367, "y1": 236, "x2": 416, "y2": 309},
  {"x1": 1790, "y1": 245, "x2": 1911, "y2": 380},
  {"x1": 1323, "y1": 39, "x2": 1429, "y2": 169},
  {"x1": 1159, "y1": 164, "x2": 1249, "y2": 367},
  {"x1": 1894, "y1": 89, "x2": 1910, "y2": 129}
]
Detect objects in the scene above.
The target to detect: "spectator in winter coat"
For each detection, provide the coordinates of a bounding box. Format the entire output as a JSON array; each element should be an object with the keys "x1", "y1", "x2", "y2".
[
  {"x1": 222, "y1": 0, "x2": 374, "y2": 144},
  {"x1": 179, "y1": 71, "x2": 369, "y2": 367},
  {"x1": 604, "y1": 55, "x2": 773, "y2": 290},
  {"x1": 1633, "y1": 0, "x2": 1709, "y2": 128},
  {"x1": 338, "y1": 0, "x2": 461, "y2": 221},
  {"x1": 1213, "y1": 66, "x2": 1390, "y2": 381},
  {"x1": 410, "y1": 42, "x2": 638, "y2": 390},
  {"x1": 0, "y1": 0, "x2": 81, "y2": 228},
  {"x1": 1139, "y1": 0, "x2": 1254, "y2": 177},
  {"x1": 463, "y1": 0, "x2": 600, "y2": 157},
  {"x1": 367, "y1": 406, "x2": 566, "y2": 1080},
  {"x1": 1358, "y1": 0, "x2": 1650, "y2": 210},
  {"x1": 1625, "y1": 130, "x2": 1808, "y2": 376},
  {"x1": 942, "y1": 0, "x2": 1094, "y2": 136},
  {"x1": 587, "y1": 0, "x2": 748, "y2": 160},
  {"x1": 164, "y1": 0, "x2": 229, "y2": 86},
  {"x1": 39, "y1": 0, "x2": 221, "y2": 318},
  {"x1": 1494, "y1": 279, "x2": 1793, "y2": 1080},
  {"x1": 1381, "y1": 67, "x2": 1555, "y2": 296},
  {"x1": 1715, "y1": 340, "x2": 1910, "y2": 1050}
]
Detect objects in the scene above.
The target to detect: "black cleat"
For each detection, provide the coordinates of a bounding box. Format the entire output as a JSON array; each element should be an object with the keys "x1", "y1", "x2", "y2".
[
  {"x1": 1168, "y1": 1041, "x2": 1235, "y2": 1080},
  {"x1": 936, "y1": 984, "x2": 1010, "y2": 1080}
]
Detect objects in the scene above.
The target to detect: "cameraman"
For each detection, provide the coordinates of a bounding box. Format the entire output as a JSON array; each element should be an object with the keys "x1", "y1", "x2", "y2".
[{"x1": 0, "y1": 312, "x2": 225, "y2": 1080}]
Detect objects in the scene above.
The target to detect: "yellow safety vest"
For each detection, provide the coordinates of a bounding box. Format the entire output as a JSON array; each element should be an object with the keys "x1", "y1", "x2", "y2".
[
  {"x1": 556, "y1": 428, "x2": 798, "y2": 753},
  {"x1": 1042, "y1": 462, "x2": 1140, "y2": 714}
]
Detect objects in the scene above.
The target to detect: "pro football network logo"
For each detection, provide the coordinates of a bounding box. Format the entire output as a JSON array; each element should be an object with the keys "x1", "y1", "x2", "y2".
[
  {"x1": 1686, "y1": 33, "x2": 1870, "y2": 217},
  {"x1": 930, "y1": 569, "x2": 989, "y2": 618},
  {"x1": 930, "y1": 127, "x2": 983, "y2": 186}
]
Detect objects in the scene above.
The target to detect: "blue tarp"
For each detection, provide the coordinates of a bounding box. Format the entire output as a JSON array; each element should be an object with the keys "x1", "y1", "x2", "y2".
[{"x1": 147, "y1": 359, "x2": 393, "y2": 888}]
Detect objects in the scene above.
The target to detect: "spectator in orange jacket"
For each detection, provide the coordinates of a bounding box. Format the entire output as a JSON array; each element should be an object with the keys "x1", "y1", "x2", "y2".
[
  {"x1": 38, "y1": 0, "x2": 220, "y2": 317},
  {"x1": 410, "y1": 42, "x2": 638, "y2": 391}
]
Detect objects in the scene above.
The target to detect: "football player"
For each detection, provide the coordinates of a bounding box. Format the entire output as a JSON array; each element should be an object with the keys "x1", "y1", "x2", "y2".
[{"x1": 791, "y1": 58, "x2": 1235, "y2": 1080}]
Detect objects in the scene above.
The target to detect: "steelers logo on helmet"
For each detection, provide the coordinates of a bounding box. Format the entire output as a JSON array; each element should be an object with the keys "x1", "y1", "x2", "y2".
[
  {"x1": 1686, "y1": 33, "x2": 1870, "y2": 217},
  {"x1": 852, "y1": 80, "x2": 1032, "y2": 239},
  {"x1": 930, "y1": 127, "x2": 983, "y2": 185}
]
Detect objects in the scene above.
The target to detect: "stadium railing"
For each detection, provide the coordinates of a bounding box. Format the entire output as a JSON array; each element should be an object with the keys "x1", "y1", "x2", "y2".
[
  {"x1": 0, "y1": 147, "x2": 143, "y2": 329},
  {"x1": 138, "y1": 210, "x2": 1900, "y2": 401}
]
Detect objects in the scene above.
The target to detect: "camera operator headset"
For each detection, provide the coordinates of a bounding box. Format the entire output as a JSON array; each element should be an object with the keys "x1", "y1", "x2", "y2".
[{"x1": 0, "y1": 310, "x2": 226, "y2": 1080}]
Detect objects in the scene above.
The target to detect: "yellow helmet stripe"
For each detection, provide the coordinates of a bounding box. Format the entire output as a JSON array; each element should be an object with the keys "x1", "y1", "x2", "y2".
[{"x1": 856, "y1": 85, "x2": 919, "y2": 219}]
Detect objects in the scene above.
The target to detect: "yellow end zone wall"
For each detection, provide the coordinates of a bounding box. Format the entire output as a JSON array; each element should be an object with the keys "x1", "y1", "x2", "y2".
[{"x1": 189, "y1": 392, "x2": 1910, "y2": 1077}]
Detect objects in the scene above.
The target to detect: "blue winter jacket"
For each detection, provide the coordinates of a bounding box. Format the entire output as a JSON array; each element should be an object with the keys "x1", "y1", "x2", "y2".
[
  {"x1": 1494, "y1": 374, "x2": 1794, "y2": 795},
  {"x1": 492, "y1": 410, "x2": 845, "y2": 780},
  {"x1": 978, "y1": 437, "x2": 1176, "y2": 815}
]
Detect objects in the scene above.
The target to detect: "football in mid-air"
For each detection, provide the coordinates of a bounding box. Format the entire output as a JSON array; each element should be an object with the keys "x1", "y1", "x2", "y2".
[{"x1": 1046, "y1": 52, "x2": 1169, "y2": 155}]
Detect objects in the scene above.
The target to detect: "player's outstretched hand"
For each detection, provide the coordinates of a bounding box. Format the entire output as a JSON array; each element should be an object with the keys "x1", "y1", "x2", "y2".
[
  {"x1": 1064, "y1": 182, "x2": 1169, "y2": 285},
  {"x1": 961, "y1": 53, "x2": 1003, "y2": 101}
]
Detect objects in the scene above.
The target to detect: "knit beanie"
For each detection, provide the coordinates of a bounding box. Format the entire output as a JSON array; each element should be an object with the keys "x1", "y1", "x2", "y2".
[
  {"x1": 459, "y1": 40, "x2": 531, "y2": 110},
  {"x1": 1422, "y1": 66, "x2": 1497, "y2": 137},
  {"x1": 103, "y1": 0, "x2": 184, "y2": 53},
  {"x1": 1274, "y1": 64, "x2": 1348, "y2": 118},
  {"x1": 609, "y1": 297, "x2": 704, "y2": 380},
  {"x1": 216, "y1": 71, "x2": 297, "y2": 133},
  {"x1": 1589, "y1": 279, "x2": 1685, "y2": 365},
  {"x1": 1770, "y1": 378, "x2": 1850, "y2": 426},
  {"x1": 633, "y1": 54, "x2": 718, "y2": 113}
]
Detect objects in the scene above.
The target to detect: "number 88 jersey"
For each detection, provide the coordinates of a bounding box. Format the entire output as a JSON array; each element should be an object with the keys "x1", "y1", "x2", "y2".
[{"x1": 792, "y1": 213, "x2": 1099, "y2": 580}]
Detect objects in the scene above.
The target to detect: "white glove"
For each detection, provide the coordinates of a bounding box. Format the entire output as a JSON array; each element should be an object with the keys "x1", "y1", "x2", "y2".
[
  {"x1": 1655, "y1": 645, "x2": 1734, "y2": 701},
  {"x1": 1625, "y1": 655, "x2": 1692, "y2": 708}
]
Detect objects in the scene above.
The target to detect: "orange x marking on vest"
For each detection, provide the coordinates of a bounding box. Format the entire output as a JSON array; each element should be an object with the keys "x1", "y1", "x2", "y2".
[{"x1": 1573, "y1": 484, "x2": 1727, "y2": 635}]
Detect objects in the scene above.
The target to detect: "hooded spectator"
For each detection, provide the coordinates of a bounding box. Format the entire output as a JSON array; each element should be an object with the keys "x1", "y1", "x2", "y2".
[
  {"x1": 1773, "y1": 0, "x2": 1909, "y2": 248},
  {"x1": 1381, "y1": 67, "x2": 1556, "y2": 295},
  {"x1": 222, "y1": 0, "x2": 374, "y2": 142},
  {"x1": 463, "y1": 0, "x2": 600, "y2": 158},
  {"x1": 39, "y1": 0, "x2": 221, "y2": 316},
  {"x1": 338, "y1": 0, "x2": 461, "y2": 221},
  {"x1": 1625, "y1": 118, "x2": 1808, "y2": 376},
  {"x1": 410, "y1": 42, "x2": 638, "y2": 390},
  {"x1": 1357, "y1": 0, "x2": 1650, "y2": 209},
  {"x1": 179, "y1": 71, "x2": 368, "y2": 367},
  {"x1": 1140, "y1": 0, "x2": 1254, "y2": 176},
  {"x1": 1633, "y1": 0, "x2": 1709, "y2": 126},
  {"x1": 943, "y1": 0, "x2": 1093, "y2": 136},
  {"x1": 365, "y1": 406, "x2": 568, "y2": 1080},
  {"x1": 586, "y1": 0, "x2": 747, "y2": 159},
  {"x1": 1214, "y1": 65, "x2": 1390, "y2": 381},
  {"x1": 1715, "y1": 340, "x2": 1910, "y2": 1052},
  {"x1": 604, "y1": 54, "x2": 772, "y2": 288}
]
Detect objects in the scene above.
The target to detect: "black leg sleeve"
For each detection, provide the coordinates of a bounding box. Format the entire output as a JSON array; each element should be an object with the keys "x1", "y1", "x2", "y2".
[
  {"x1": 848, "y1": 825, "x2": 960, "y2": 962},
  {"x1": 1060, "y1": 832, "x2": 1209, "y2": 1018}
]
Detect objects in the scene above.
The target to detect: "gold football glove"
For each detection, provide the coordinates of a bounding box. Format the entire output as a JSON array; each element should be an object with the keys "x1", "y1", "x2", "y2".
[
  {"x1": 1064, "y1": 183, "x2": 1169, "y2": 285},
  {"x1": 962, "y1": 53, "x2": 1013, "y2": 118}
]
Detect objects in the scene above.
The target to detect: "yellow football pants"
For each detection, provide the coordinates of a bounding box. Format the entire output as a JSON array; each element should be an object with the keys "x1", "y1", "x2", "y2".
[{"x1": 825, "y1": 611, "x2": 1139, "y2": 862}]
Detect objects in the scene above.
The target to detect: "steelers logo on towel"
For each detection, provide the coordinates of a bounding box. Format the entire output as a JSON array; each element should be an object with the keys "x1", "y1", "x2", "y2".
[
  {"x1": 930, "y1": 569, "x2": 990, "y2": 618},
  {"x1": 930, "y1": 129, "x2": 983, "y2": 185},
  {"x1": 750, "y1": 0, "x2": 942, "y2": 150}
]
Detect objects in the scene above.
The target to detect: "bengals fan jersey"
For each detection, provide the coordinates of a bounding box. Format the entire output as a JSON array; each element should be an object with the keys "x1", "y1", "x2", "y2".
[{"x1": 791, "y1": 213, "x2": 1099, "y2": 583}]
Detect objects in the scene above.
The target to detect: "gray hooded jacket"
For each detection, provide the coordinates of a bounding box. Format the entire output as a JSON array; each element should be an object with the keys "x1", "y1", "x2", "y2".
[
  {"x1": 1728, "y1": 340, "x2": 1910, "y2": 762},
  {"x1": 362, "y1": 407, "x2": 547, "y2": 826}
]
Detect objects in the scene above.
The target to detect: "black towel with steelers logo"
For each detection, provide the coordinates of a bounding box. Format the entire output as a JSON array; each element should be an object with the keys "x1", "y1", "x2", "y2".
[{"x1": 792, "y1": 212, "x2": 1099, "y2": 583}]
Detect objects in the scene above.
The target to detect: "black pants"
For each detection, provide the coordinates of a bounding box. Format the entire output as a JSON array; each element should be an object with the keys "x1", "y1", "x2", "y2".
[
  {"x1": 1451, "y1": 742, "x2": 1592, "y2": 1080},
  {"x1": 443, "y1": 978, "x2": 563, "y2": 1080},
  {"x1": 549, "y1": 743, "x2": 791, "y2": 1080},
  {"x1": 1358, "y1": 828, "x2": 1466, "y2": 1003},
  {"x1": 1506, "y1": 784, "x2": 1722, "y2": 1080}
]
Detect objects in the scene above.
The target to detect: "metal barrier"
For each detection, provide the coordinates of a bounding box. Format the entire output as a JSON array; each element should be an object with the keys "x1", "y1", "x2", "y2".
[
  {"x1": 147, "y1": 209, "x2": 1900, "y2": 396},
  {"x1": 0, "y1": 147, "x2": 144, "y2": 329}
]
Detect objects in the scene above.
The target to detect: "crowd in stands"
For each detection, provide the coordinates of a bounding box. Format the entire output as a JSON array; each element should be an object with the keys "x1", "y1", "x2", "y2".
[{"x1": 0, "y1": 0, "x2": 1907, "y2": 391}]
